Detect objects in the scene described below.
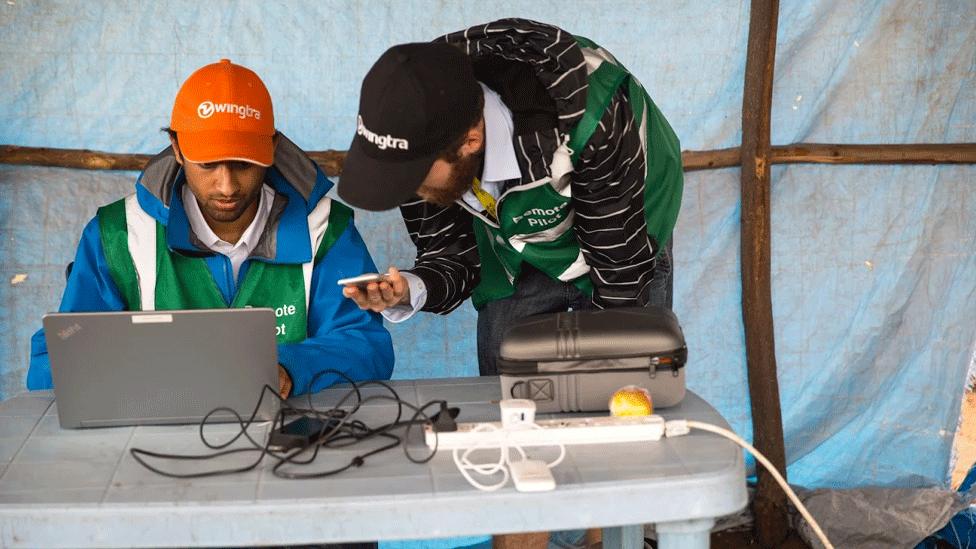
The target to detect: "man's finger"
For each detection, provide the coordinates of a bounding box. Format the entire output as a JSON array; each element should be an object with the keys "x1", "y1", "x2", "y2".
[
  {"x1": 388, "y1": 267, "x2": 408, "y2": 305},
  {"x1": 366, "y1": 282, "x2": 383, "y2": 304},
  {"x1": 343, "y1": 286, "x2": 370, "y2": 310},
  {"x1": 365, "y1": 282, "x2": 390, "y2": 312},
  {"x1": 379, "y1": 281, "x2": 395, "y2": 303},
  {"x1": 389, "y1": 267, "x2": 404, "y2": 294}
]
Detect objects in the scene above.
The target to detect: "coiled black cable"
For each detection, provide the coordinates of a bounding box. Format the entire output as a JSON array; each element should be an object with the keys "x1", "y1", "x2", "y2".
[{"x1": 130, "y1": 369, "x2": 443, "y2": 479}]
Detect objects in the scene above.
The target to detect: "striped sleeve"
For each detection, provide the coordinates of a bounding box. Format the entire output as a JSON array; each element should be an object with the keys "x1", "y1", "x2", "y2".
[
  {"x1": 571, "y1": 89, "x2": 656, "y2": 309},
  {"x1": 399, "y1": 199, "x2": 481, "y2": 314}
]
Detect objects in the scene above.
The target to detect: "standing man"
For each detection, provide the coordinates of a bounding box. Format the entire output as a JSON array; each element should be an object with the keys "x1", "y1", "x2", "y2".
[
  {"x1": 28, "y1": 59, "x2": 394, "y2": 397},
  {"x1": 338, "y1": 19, "x2": 683, "y2": 376}
]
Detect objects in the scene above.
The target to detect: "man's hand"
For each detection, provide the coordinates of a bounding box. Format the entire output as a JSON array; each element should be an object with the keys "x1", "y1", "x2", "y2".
[
  {"x1": 277, "y1": 365, "x2": 292, "y2": 398},
  {"x1": 342, "y1": 267, "x2": 410, "y2": 313}
]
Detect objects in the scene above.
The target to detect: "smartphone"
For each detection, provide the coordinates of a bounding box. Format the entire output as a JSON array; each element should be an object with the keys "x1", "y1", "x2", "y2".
[
  {"x1": 267, "y1": 416, "x2": 341, "y2": 451},
  {"x1": 336, "y1": 273, "x2": 389, "y2": 288}
]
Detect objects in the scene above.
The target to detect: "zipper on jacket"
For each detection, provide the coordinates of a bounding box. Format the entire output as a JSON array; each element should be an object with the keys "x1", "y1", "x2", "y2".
[{"x1": 221, "y1": 255, "x2": 236, "y2": 303}]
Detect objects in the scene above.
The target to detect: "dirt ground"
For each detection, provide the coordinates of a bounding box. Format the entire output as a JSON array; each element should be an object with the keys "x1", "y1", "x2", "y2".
[{"x1": 952, "y1": 391, "x2": 976, "y2": 489}]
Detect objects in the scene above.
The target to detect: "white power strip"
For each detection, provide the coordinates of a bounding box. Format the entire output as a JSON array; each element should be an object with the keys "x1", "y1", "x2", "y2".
[{"x1": 425, "y1": 415, "x2": 665, "y2": 450}]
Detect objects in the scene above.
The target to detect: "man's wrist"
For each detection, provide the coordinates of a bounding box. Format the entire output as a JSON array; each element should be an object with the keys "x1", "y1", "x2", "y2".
[
  {"x1": 381, "y1": 271, "x2": 427, "y2": 323},
  {"x1": 397, "y1": 288, "x2": 412, "y2": 307}
]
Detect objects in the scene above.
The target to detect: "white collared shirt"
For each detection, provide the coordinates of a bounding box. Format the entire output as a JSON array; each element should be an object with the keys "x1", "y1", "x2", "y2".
[
  {"x1": 182, "y1": 183, "x2": 276, "y2": 281},
  {"x1": 385, "y1": 82, "x2": 521, "y2": 323},
  {"x1": 460, "y1": 82, "x2": 522, "y2": 211}
]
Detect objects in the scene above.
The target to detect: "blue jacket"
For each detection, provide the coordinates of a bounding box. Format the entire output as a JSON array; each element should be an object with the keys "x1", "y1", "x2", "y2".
[{"x1": 27, "y1": 136, "x2": 394, "y2": 395}]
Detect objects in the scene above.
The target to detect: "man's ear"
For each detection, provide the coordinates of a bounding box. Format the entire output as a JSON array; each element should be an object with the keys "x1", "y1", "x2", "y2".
[
  {"x1": 459, "y1": 118, "x2": 485, "y2": 157},
  {"x1": 169, "y1": 134, "x2": 184, "y2": 166}
]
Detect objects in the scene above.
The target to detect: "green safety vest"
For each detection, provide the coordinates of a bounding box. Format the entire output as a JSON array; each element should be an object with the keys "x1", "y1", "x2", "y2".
[
  {"x1": 470, "y1": 35, "x2": 684, "y2": 309},
  {"x1": 96, "y1": 193, "x2": 352, "y2": 344}
]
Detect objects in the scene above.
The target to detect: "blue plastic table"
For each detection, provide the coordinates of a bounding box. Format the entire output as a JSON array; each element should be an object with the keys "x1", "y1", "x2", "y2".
[{"x1": 0, "y1": 377, "x2": 746, "y2": 548}]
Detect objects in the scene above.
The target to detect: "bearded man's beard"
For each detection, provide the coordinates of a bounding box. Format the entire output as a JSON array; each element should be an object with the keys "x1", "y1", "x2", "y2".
[{"x1": 423, "y1": 149, "x2": 484, "y2": 207}]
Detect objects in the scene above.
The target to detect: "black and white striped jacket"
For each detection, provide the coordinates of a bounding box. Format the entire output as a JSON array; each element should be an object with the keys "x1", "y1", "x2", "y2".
[{"x1": 403, "y1": 18, "x2": 674, "y2": 313}]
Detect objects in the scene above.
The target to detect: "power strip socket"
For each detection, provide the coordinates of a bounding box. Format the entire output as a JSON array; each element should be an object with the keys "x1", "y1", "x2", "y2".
[{"x1": 425, "y1": 415, "x2": 665, "y2": 450}]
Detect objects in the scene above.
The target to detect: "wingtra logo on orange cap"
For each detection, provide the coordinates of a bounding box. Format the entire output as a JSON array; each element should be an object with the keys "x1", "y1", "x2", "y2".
[{"x1": 170, "y1": 59, "x2": 275, "y2": 166}]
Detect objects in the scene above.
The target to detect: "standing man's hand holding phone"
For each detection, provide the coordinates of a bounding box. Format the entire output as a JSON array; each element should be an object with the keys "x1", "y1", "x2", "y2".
[{"x1": 341, "y1": 267, "x2": 410, "y2": 313}]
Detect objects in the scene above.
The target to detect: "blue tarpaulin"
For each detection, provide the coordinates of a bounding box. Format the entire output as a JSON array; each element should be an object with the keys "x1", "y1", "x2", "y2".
[{"x1": 1, "y1": 4, "x2": 974, "y2": 542}]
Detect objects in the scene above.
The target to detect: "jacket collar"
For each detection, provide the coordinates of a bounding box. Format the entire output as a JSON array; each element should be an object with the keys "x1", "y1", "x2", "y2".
[{"x1": 134, "y1": 133, "x2": 331, "y2": 265}]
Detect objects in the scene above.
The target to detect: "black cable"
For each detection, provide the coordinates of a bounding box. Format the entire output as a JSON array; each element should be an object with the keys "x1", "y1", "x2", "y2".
[
  {"x1": 269, "y1": 377, "x2": 405, "y2": 469},
  {"x1": 130, "y1": 383, "x2": 285, "y2": 479},
  {"x1": 271, "y1": 432, "x2": 403, "y2": 479},
  {"x1": 132, "y1": 368, "x2": 358, "y2": 479},
  {"x1": 129, "y1": 368, "x2": 445, "y2": 480},
  {"x1": 268, "y1": 380, "x2": 443, "y2": 476}
]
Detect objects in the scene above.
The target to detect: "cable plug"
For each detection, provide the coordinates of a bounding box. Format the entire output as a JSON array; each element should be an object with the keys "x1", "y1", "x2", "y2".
[
  {"x1": 665, "y1": 419, "x2": 690, "y2": 438},
  {"x1": 432, "y1": 402, "x2": 460, "y2": 432}
]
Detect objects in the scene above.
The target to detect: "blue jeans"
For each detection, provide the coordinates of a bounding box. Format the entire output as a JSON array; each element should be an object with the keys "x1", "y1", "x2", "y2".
[{"x1": 476, "y1": 241, "x2": 674, "y2": 376}]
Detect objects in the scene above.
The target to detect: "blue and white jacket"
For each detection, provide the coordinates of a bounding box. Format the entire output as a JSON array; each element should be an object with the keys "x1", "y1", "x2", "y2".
[{"x1": 27, "y1": 135, "x2": 394, "y2": 395}]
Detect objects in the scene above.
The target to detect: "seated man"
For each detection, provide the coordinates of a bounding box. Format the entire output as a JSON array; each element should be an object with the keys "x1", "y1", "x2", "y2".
[{"x1": 27, "y1": 59, "x2": 394, "y2": 397}]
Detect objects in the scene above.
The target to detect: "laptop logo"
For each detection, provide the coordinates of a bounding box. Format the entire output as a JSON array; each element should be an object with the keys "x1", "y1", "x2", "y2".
[
  {"x1": 131, "y1": 314, "x2": 174, "y2": 324},
  {"x1": 57, "y1": 323, "x2": 82, "y2": 340}
]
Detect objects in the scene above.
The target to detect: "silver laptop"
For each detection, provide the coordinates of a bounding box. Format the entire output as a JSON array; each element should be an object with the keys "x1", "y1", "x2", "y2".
[{"x1": 43, "y1": 308, "x2": 280, "y2": 428}]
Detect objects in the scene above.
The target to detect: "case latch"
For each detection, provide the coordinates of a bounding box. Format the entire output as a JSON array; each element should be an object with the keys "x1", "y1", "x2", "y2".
[{"x1": 649, "y1": 356, "x2": 681, "y2": 378}]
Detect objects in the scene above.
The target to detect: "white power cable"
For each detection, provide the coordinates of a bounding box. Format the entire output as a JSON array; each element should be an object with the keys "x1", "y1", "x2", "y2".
[
  {"x1": 452, "y1": 423, "x2": 509, "y2": 491},
  {"x1": 675, "y1": 420, "x2": 834, "y2": 549},
  {"x1": 451, "y1": 422, "x2": 566, "y2": 492},
  {"x1": 445, "y1": 406, "x2": 831, "y2": 549}
]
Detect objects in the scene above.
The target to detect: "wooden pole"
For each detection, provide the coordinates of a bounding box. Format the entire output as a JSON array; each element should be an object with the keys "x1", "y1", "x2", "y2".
[
  {"x1": 0, "y1": 146, "x2": 348, "y2": 177},
  {"x1": 684, "y1": 147, "x2": 742, "y2": 171},
  {"x1": 771, "y1": 142, "x2": 976, "y2": 165},
  {"x1": 682, "y1": 143, "x2": 976, "y2": 171},
  {"x1": 0, "y1": 146, "x2": 153, "y2": 171},
  {"x1": 740, "y1": 0, "x2": 789, "y2": 546},
  {"x1": 3, "y1": 143, "x2": 974, "y2": 176}
]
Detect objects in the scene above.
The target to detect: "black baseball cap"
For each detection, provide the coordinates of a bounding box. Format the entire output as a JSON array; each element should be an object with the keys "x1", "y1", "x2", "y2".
[{"x1": 338, "y1": 42, "x2": 483, "y2": 211}]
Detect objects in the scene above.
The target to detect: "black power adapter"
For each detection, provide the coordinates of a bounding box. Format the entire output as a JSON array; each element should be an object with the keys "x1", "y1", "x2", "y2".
[
  {"x1": 267, "y1": 416, "x2": 341, "y2": 451},
  {"x1": 431, "y1": 403, "x2": 460, "y2": 432}
]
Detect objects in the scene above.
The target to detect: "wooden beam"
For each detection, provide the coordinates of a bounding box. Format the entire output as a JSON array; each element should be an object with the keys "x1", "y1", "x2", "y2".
[
  {"x1": 739, "y1": 0, "x2": 789, "y2": 547},
  {"x1": 684, "y1": 147, "x2": 742, "y2": 171},
  {"x1": 771, "y1": 142, "x2": 976, "y2": 165},
  {"x1": 683, "y1": 143, "x2": 976, "y2": 171},
  {"x1": 306, "y1": 151, "x2": 347, "y2": 177},
  {"x1": 0, "y1": 146, "x2": 348, "y2": 177},
  {"x1": 3, "y1": 143, "x2": 974, "y2": 176},
  {"x1": 0, "y1": 146, "x2": 153, "y2": 171}
]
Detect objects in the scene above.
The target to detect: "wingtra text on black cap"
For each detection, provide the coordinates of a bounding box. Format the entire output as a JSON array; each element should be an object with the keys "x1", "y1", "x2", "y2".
[{"x1": 338, "y1": 42, "x2": 483, "y2": 211}]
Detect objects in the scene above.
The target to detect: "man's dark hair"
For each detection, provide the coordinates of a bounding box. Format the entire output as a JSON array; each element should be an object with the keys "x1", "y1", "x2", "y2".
[
  {"x1": 438, "y1": 87, "x2": 485, "y2": 162},
  {"x1": 162, "y1": 127, "x2": 280, "y2": 143}
]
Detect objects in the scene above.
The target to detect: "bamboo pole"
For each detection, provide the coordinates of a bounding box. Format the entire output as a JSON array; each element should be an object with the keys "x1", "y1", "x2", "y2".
[
  {"x1": 3, "y1": 143, "x2": 974, "y2": 176},
  {"x1": 739, "y1": 0, "x2": 789, "y2": 546}
]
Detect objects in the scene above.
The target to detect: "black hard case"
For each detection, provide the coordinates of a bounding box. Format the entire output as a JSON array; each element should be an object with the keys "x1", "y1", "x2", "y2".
[{"x1": 497, "y1": 307, "x2": 687, "y2": 413}]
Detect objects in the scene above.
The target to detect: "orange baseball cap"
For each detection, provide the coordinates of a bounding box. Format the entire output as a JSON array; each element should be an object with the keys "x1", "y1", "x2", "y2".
[{"x1": 170, "y1": 59, "x2": 275, "y2": 166}]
